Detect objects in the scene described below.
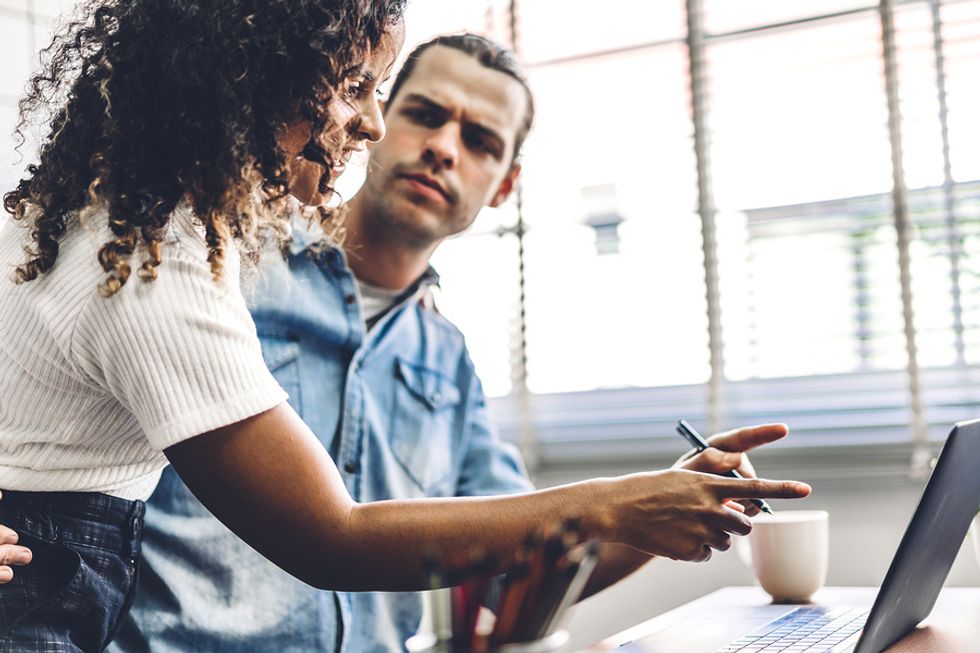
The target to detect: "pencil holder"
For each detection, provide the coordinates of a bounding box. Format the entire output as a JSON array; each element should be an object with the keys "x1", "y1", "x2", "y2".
[{"x1": 405, "y1": 629, "x2": 568, "y2": 653}]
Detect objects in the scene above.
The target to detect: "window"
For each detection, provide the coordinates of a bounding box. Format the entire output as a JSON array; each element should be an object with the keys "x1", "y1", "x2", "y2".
[
  {"x1": 427, "y1": 1, "x2": 980, "y2": 464},
  {"x1": 707, "y1": 13, "x2": 899, "y2": 379},
  {"x1": 520, "y1": 44, "x2": 709, "y2": 394},
  {"x1": 0, "y1": 0, "x2": 62, "y2": 192},
  {"x1": 0, "y1": 3, "x2": 33, "y2": 193},
  {"x1": 516, "y1": 0, "x2": 685, "y2": 63},
  {"x1": 703, "y1": 0, "x2": 872, "y2": 34}
]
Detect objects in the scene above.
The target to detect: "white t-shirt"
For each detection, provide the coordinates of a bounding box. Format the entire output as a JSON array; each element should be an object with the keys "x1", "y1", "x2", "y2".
[
  {"x1": 356, "y1": 278, "x2": 405, "y2": 327},
  {"x1": 0, "y1": 205, "x2": 286, "y2": 499}
]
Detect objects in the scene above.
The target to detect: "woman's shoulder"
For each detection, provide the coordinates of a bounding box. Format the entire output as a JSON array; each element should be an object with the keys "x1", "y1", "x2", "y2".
[
  {"x1": 0, "y1": 205, "x2": 106, "y2": 293},
  {"x1": 0, "y1": 201, "x2": 247, "y2": 302},
  {"x1": 166, "y1": 203, "x2": 209, "y2": 252}
]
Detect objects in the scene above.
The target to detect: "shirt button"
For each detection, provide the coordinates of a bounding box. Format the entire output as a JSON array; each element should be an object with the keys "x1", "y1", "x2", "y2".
[
  {"x1": 345, "y1": 294, "x2": 356, "y2": 304},
  {"x1": 344, "y1": 462, "x2": 358, "y2": 473}
]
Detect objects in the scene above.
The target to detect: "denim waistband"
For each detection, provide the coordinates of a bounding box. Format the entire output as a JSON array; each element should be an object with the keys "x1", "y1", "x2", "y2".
[{"x1": 0, "y1": 489, "x2": 144, "y2": 558}]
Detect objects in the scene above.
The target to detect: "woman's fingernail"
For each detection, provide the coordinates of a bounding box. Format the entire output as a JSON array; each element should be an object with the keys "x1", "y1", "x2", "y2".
[
  {"x1": 15, "y1": 550, "x2": 32, "y2": 564},
  {"x1": 0, "y1": 567, "x2": 12, "y2": 582}
]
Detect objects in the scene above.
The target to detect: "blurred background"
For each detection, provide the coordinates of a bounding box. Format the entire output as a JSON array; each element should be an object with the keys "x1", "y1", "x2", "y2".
[{"x1": 2, "y1": 1, "x2": 979, "y2": 649}]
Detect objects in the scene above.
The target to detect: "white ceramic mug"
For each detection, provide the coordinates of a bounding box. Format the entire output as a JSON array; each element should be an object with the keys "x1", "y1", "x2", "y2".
[{"x1": 743, "y1": 510, "x2": 829, "y2": 603}]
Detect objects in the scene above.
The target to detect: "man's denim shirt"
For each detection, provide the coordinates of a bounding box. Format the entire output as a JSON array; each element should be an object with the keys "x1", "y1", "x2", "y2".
[{"x1": 108, "y1": 232, "x2": 532, "y2": 653}]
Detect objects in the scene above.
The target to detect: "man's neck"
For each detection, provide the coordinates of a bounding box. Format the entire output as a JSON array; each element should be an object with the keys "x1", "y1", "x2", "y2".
[{"x1": 344, "y1": 193, "x2": 436, "y2": 291}]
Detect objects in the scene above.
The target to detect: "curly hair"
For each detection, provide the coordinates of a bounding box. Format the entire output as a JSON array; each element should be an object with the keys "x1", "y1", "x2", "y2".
[{"x1": 3, "y1": 0, "x2": 406, "y2": 295}]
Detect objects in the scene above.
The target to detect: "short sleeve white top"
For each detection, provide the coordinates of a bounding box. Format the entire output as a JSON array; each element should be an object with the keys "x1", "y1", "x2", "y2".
[{"x1": 0, "y1": 205, "x2": 287, "y2": 499}]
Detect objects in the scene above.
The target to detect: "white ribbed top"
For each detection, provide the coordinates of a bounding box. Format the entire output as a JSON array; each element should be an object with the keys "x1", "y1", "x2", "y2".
[{"x1": 0, "y1": 205, "x2": 286, "y2": 500}]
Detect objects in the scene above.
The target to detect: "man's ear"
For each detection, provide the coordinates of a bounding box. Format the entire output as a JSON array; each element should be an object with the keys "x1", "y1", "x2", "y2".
[{"x1": 489, "y1": 163, "x2": 521, "y2": 208}]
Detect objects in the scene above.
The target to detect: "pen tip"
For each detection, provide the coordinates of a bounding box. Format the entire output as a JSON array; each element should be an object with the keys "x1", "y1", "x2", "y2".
[{"x1": 761, "y1": 506, "x2": 774, "y2": 515}]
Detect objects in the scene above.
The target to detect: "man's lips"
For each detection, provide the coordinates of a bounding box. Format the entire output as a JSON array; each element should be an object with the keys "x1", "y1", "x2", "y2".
[{"x1": 398, "y1": 173, "x2": 451, "y2": 202}]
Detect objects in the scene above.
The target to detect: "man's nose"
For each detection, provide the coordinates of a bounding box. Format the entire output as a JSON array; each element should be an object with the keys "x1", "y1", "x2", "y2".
[{"x1": 422, "y1": 123, "x2": 460, "y2": 170}]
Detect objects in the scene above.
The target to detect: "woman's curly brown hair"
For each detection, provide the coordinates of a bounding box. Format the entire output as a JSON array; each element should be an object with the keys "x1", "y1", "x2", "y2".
[{"x1": 3, "y1": 0, "x2": 406, "y2": 295}]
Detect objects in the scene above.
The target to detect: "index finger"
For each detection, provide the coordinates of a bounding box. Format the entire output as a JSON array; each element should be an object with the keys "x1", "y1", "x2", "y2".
[
  {"x1": 712, "y1": 477, "x2": 811, "y2": 500},
  {"x1": 708, "y1": 423, "x2": 788, "y2": 454}
]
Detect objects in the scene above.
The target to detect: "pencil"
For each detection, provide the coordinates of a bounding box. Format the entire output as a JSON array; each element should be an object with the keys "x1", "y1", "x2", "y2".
[
  {"x1": 510, "y1": 529, "x2": 569, "y2": 641},
  {"x1": 490, "y1": 560, "x2": 531, "y2": 644},
  {"x1": 538, "y1": 542, "x2": 600, "y2": 638},
  {"x1": 676, "y1": 419, "x2": 774, "y2": 515}
]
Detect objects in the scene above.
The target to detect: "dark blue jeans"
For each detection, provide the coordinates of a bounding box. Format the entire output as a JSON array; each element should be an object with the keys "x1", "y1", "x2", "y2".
[{"x1": 0, "y1": 490, "x2": 144, "y2": 653}]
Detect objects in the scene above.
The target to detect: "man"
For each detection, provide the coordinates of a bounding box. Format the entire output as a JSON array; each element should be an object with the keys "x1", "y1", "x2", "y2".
[{"x1": 103, "y1": 33, "x2": 786, "y2": 653}]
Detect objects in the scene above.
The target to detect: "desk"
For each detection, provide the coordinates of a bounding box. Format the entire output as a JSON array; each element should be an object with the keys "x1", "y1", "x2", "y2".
[{"x1": 583, "y1": 586, "x2": 980, "y2": 653}]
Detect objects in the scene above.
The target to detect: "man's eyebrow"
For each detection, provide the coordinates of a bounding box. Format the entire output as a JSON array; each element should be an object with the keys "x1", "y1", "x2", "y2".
[
  {"x1": 401, "y1": 93, "x2": 449, "y2": 115},
  {"x1": 402, "y1": 93, "x2": 505, "y2": 149}
]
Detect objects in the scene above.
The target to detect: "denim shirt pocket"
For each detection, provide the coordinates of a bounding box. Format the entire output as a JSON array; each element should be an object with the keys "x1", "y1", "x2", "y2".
[
  {"x1": 260, "y1": 337, "x2": 302, "y2": 413},
  {"x1": 389, "y1": 358, "x2": 462, "y2": 493}
]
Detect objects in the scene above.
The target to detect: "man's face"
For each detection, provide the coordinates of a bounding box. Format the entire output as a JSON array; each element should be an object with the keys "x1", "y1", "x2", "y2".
[{"x1": 361, "y1": 46, "x2": 527, "y2": 248}]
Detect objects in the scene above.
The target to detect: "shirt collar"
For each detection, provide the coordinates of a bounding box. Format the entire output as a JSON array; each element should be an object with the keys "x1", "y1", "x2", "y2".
[{"x1": 287, "y1": 213, "x2": 327, "y2": 257}]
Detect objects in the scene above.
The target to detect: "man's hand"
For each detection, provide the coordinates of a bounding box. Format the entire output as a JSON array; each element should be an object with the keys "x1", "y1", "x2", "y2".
[
  {"x1": 675, "y1": 423, "x2": 790, "y2": 515},
  {"x1": 0, "y1": 491, "x2": 33, "y2": 584}
]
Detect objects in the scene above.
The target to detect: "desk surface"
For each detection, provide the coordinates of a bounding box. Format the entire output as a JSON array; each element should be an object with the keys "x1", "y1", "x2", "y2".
[{"x1": 583, "y1": 586, "x2": 980, "y2": 653}]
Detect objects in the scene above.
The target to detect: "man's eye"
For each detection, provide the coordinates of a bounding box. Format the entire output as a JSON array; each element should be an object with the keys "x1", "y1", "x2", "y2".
[
  {"x1": 467, "y1": 135, "x2": 499, "y2": 158},
  {"x1": 406, "y1": 108, "x2": 441, "y2": 127}
]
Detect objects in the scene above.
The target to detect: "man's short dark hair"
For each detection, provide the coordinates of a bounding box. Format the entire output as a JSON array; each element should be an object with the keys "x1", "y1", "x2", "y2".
[{"x1": 386, "y1": 33, "x2": 534, "y2": 164}]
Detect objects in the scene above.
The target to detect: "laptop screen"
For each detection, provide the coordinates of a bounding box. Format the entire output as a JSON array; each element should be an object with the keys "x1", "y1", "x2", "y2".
[{"x1": 854, "y1": 419, "x2": 980, "y2": 652}]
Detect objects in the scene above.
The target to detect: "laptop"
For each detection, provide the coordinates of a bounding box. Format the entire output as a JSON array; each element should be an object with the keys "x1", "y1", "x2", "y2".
[{"x1": 619, "y1": 419, "x2": 980, "y2": 653}]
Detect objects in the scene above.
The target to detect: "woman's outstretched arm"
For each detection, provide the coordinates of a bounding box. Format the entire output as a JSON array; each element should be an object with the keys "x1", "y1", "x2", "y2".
[{"x1": 165, "y1": 403, "x2": 810, "y2": 591}]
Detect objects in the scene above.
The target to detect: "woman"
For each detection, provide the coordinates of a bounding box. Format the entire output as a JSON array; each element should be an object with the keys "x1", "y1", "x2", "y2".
[
  {"x1": 0, "y1": 1, "x2": 405, "y2": 649},
  {"x1": 0, "y1": 0, "x2": 809, "y2": 650}
]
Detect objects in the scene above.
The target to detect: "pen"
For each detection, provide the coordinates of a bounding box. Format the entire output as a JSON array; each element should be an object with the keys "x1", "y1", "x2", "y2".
[
  {"x1": 534, "y1": 541, "x2": 599, "y2": 640},
  {"x1": 676, "y1": 419, "x2": 774, "y2": 515}
]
